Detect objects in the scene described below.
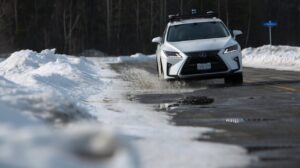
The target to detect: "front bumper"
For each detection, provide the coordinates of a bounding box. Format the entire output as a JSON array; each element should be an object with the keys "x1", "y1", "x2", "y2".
[
  {"x1": 166, "y1": 50, "x2": 242, "y2": 79},
  {"x1": 176, "y1": 71, "x2": 242, "y2": 80}
]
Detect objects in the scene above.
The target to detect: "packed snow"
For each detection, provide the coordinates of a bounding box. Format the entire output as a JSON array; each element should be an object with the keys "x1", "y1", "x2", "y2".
[
  {"x1": 243, "y1": 45, "x2": 300, "y2": 71},
  {"x1": 0, "y1": 49, "x2": 254, "y2": 168},
  {"x1": 99, "y1": 53, "x2": 156, "y2": 64}
]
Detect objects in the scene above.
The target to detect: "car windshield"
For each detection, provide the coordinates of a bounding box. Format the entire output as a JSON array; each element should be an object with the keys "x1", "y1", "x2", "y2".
[{"x1": 167, "y1": 22, "x2": 230, "y2": 42}]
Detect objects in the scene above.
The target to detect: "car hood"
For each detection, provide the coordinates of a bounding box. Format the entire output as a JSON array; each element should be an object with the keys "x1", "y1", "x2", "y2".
[{"x1": 166, "y1": 36, "x2": 236, "y2": 53}]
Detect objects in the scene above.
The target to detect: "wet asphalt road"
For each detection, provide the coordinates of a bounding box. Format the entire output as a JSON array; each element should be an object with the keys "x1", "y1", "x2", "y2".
[{"x1": 112, "y1": 62, "x2": 300, "y2": 168}]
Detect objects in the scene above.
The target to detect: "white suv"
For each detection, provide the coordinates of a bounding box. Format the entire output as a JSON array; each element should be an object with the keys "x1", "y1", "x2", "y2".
[{"x1": 152, "y1": 12, "x2": 243, "y2": 85}]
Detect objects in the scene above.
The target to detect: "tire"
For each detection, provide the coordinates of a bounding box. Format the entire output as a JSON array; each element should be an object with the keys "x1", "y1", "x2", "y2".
[
  {"x1": 157, "y1": 58, "x2": 164, "y2": 79},
  {"x1": 156, "y1": 57, "x2": 160, "y2": 77},
  {"x1": 225, "y1": 73, "x2": 243, "y2": 86}
]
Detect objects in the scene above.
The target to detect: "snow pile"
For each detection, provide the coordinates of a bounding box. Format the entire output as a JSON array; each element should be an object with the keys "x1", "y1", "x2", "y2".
[
  {"x1": 0, "y1": 77, "x2": 92, "y2": 126},
  {"x1": 0, "y1": 49, "x2": 103, "y2": 101},
  {"x1": 117, "y1": 53, "x2": 155, "y2": 63},
  {"x1": 0, "y1": 50, "x2": 136, "y2": 168},
  {"x1": 242, "y1": 45, "x2": 300, "y2": 71},
  {"x1": 0, "y1": 49, "x2": 254, "y2": 168},
  {"x1": 0, "y1": 122, "x2": 138, "y2": 168},
  {"x1": 0, "y1": 48, "x2": 101, "y2": 126},
  {"x1": 99, "y1": 53, "x2": 156, "y2": 64}
]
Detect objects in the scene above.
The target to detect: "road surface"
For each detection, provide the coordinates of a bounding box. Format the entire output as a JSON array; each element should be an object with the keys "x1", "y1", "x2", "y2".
[{"x1": 112, "y1": 61, "x2": 300, "y2": 168}]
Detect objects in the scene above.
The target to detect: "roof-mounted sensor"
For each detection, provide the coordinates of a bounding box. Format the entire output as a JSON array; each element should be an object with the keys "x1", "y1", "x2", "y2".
[{"x1": 168, "y1": 11, "x2": 217, "y2": 22}]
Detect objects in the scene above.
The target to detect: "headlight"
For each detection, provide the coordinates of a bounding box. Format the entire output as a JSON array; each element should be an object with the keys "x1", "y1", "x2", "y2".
[
  {"x1": 224, "y1": 45, "x2": 239, "y2": 54},
  {"x1": 163, "y1": 51, "x2": 182, "y2": 58}
]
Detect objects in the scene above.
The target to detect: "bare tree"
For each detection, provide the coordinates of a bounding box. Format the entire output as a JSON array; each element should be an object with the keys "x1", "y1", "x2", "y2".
[
  {"x1": 0, "y1": 0, "x2": 6, "y2": 19},
  {"x1": 225, "y1": 0, "x2": 229, "y2": 27},
  {"x1": 0, "y1": 0, "x2": 300, "y2": 55},
  {"x1": 117, "y1": 0, "x2": 122, "y2": 46},
  {"x1": 150, "y1": 0, "x2": 154, "y2": 37},
  {"x1": 245, "y1": 0, "x2": 252, "y2": 46},
  {"x1": 106, "y1": 0, "x2": 111, "y2": 49},
  {"x1": 164, "y1": 0, "x2": 167, "y2": 24},
  {"x1": 136, "y1": 0, "x2": 140, "y2": 43},
  {"x1": 217, "y1": 0, "x2": 221, "y2": 18},
  {"x1": 62, "y1": 0, "x2": 81, "y2": 53},
  {"x1": 180, "y1": 0, "x2": 183, "y2": 14},
  {"x1": 13, "y1": 0, "x2": 18, "y2": 33}
]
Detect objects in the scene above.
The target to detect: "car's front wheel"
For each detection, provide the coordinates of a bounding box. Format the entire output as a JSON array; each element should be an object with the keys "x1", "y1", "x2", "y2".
[
  {"x1": 225, "y1": 73, "x2": 243, "y2": 86},
  {"x1": 157, "y1": 58, "x2": 164, "y2": 79}
]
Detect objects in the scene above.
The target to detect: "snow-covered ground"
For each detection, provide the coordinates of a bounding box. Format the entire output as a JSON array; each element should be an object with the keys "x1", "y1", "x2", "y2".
[
  {"x1": 243, "y1": 45, "x2": 300, "y2": 71},
  {"x1": 98, "y1": 53, "x2": 156, "y2": 64},
  {"x1": 0, "y1": 49, "x2": 253, "y2": 168}
]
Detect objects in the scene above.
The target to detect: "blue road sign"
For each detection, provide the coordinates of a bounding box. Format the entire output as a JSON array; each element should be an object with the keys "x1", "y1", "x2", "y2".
[
  {"x1": 263, "y1": 21, "x2": 278, "y2": 28},
  {"x1": 263, "y1": 21, "x2": 278, "y2": 45}
]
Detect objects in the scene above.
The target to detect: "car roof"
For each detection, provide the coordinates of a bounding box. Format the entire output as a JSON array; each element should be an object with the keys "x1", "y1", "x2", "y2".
[{"x1": 168, "y1": 18, "x2": 222, "y2": 26}]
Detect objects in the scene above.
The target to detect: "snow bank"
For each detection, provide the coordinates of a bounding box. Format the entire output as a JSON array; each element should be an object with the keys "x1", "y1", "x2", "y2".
[
  {"x1": 0, "y1": 50, "x2": 136, "y2": 168},
  {"x1": 0, "y1": 49, "x2": 103, "y2": 101},
  {"x1": 99, "y1": 53, "x2": 156, "y2": 64},
  {"x1": 0, "y1": 49, "x2": 254, "y2": 168},
  {"x1": 0, "y1": 49, "x2": 100, "y2": 124},
  {"x1": 0, "y1": 121, "x2": 138, "y2": 168},
  {"x1": 0, "y1": 77, "x2": 92, "y2": 126},
  {"x1": 242, "y1": 45, "x2": 300, "y2": 71}
]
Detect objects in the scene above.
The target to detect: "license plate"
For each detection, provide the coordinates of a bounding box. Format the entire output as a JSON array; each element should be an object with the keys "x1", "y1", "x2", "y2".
[{"x1": 197, "y1": 63, "x2": 211, "y2": 70}]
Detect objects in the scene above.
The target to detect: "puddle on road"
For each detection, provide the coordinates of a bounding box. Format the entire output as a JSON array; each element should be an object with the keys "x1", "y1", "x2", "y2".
[
  {"x1": 158, "y1": 96, "x2": 215, "y2": 111},
  {"x1": 246, "y1": 145, "x2": 295, "y2": 154},
  {"x1": 225, "y1": 118, "x2": 278, "y2": 124},
  {"x1": 177, "y1": 96, "x2": 214, "y2": 105},
  {"x1": 245, "y1": 145, "x2": 297, "y2": 163},
  {"x1": 170, "y1": 118, "x2": 279, "y2": 126}
]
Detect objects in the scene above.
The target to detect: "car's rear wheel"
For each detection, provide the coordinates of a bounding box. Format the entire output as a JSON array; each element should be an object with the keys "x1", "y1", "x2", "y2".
[{"x1": 225, "y1": 73, "x2": 243, "y2": 86}]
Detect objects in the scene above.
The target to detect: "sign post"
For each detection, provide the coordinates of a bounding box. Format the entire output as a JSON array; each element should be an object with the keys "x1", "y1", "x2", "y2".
[{"x1": 263, "y1": 21, "x2": 278, "y2": 45}]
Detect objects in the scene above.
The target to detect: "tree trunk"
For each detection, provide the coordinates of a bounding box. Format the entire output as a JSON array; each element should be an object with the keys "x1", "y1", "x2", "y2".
[
  {"x1": 117, "y1": 0, "x2": 122, "y2": 48},
  {"x1": 245, "y1": 0, "x2": 252, "y2": 47},
  {"x1": 164, "y1": 0, "x2": 167, "y2": 24},
  {"x1": 68, "y1": 0, "x2": 73, "y2": 53},
  {"x1": 150, "y1": 0, "x2": 154, "y2": 37},
  {"x1": 106, "y1": 0, "x2": 111, "y2": 50},
  {"x1": 160, "y1": 0, "x2": 163, "y2": 32},
  {"x1": 200, "y1": 0, "x2": 203, "y2": 13},
  {"x1": 63, "y1": 7, "x2": 67, "y2": 52},
  {"x1": 13, "y1": 0, "x2": 18, "y2": 33},
  {"x1": 217, "y1": 0, "x2": 221, "y2": 18},
  {"x1": 136, "y1": 0, "x2": 140, "y2": 43},
  {"x1": 62, "y1": 0, "x2": 80, "y2": 54},
  {"x1": 225, "y1": 0, "x2": 230, "y2": 27},
  {"x1": 180, "y1": 0, "x2": 183, "y2": 14}
]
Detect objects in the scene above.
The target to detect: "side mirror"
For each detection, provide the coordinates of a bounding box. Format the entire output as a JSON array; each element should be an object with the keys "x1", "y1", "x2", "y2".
[
  {"x1": 232, "y1": 30, "x2": 243, "y2": 39},
  {"x1": 152, "y1": 37, "x2": 162, "y2": 44}
]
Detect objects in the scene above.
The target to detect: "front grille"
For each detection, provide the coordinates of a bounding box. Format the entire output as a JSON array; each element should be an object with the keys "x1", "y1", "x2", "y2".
[{"x1": 181, "y1": 50, "x2": 228, "y2": 75}]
